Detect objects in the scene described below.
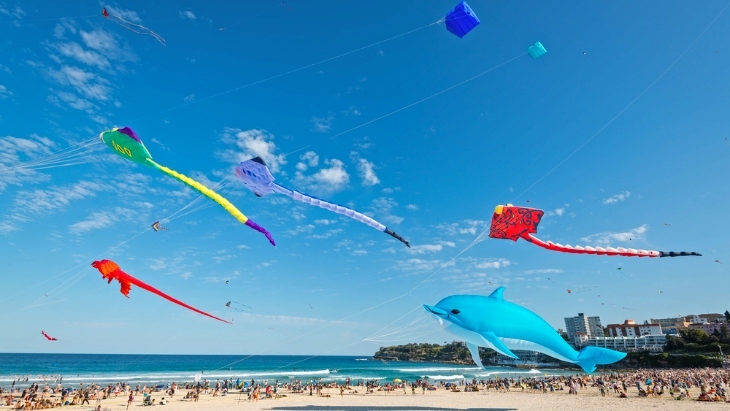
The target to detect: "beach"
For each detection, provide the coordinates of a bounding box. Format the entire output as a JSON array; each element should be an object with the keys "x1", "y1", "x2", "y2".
[
  {"x1": 4, "y1": 367, "x2": 730, "y2": 411},
  {"x1": 3, "y1": 379, "x2": 729, "y2": 411}
]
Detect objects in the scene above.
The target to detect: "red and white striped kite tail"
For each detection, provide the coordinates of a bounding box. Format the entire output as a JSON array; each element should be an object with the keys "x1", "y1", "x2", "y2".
[{"x1": 523, "y1": 234, "x2": 701, "y2": 258}]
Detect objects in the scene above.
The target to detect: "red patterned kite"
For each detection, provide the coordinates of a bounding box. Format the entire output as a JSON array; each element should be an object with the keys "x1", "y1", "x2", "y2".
[
  {"x1": 489, "y1": 204, "x2": 701, "y2": 258},
  {"x1": 91, "y1": 260, "x2": 230, "y2": 324},
  {"x1": 41, "y1": 331, "x2": 58, "y2": 341}
]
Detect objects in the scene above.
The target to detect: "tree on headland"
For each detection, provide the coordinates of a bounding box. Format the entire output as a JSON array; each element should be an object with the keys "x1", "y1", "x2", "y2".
[{"x1": 724, "y1": 310, "x2": 730, "y2": 321}]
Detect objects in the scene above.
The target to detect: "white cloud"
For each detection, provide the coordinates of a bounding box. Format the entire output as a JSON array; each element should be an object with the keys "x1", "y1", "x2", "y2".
[
  {"x1": 351, "y1": 249, "x2": 368, "y2": 256},
  {"x1": 53, "y1": 41, "x2": 110, "y2": 71},
  {"x1": 0, "y1": 63, "x2": 10, "y2": 73},
  {"x1": 183, "y1": 93, "x2": 195, "y2": 102},
  {"x1": 179, "y1": 10, "x2": 196, "y2": 19},
  {"x1": 523, "y1": 268, "x2": 563, "y2": 275},
  {"x1": 0, "y1": 84, "x2": 12, "y2": 99},
  {"x1": 68, "y1": 207, "x2": 135, "y2": 234},
  {"x1": 296, "y1": 151, "x2": 319, "y2": 171},
  {"x1": 0, "y1": 3, "x2": 24, "y2": 19},
  {"x1": 353, "y1": 155, "x2": 379, "y2": 186},
  {"x1": 475, "y1": 258, "x2": 511, "y2": 269},
  {"x1": 370, "y1": 197, "x2": 403, "y2": 225},
  {"x1": 314, "y1": 219, "x2": 337, "y2": 225},
  {"x1": 219, "y1": 128, "x2": 286, "y2": 173},
  {"x1": 47, "y1": 65, "x2": 110, "y2": 101},
  {"x1": 438, "y1": 241, "x2": 456, "y2": 247},
  {"x1": 603, "y1": 191, "x2": 630, "y2": 205},
  {"x1": 310, "y1": 115, "x2": 333, "y2": 133},
  {"x1": 0, "y1": 134, "x2": 56, "y2": 192},
  {"x1": 394, "y1": 258, "x2": 454, "y2": 273},
  {"x1": 580, "y1": 224, "x2": 648, "y2": 246},
  {"x1": 406, "y1": 204, "x2": 419, "y2": 211},
  {"x1": 294, "y1": 158, "x2": 349, "y2": 193},
  {"x1": 12, "y1": 180, "x2": 108, "y2": 216},
  {"x1": 406, "y1": 244, "x2": 443, "y2": 254},
  {"x1": 344, "y1": 106, "x2": 361, "y2": 116},
  {"x1": 436, "y1": 220, "x2": 486, "y2": 236}
]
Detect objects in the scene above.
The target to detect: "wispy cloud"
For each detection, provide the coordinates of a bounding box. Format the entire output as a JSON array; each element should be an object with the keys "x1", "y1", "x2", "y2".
[
  {"x1": 393, "y1": 258, "x2": 455, "y2": 273},
  {"x1": 406, "y1": 244, "x2": 443, "y2": 254},
  {"x1": 0, "y1": 3, "x2": 25, "y2": 19},
  {"x1": 179, "y1": 10, "x2": 196, "y2": 20},
  {"x1": 370, "y1": 197, "x2": 403, "y2": 225},
  {"x1": 603, "y1": 191, "x2": 630, "y2": 205},
  {"x1": 68, "y1": 207, "x2": 135, "y2": 234},
  {"x1": 183, "y1": 93, "x2": 195, "y2": 102},
  {"x1": 310, "y1": 114, "x2": 333, "y2": 133},
  {"x1": 0, "y1": 84, "x2": 12, "y2": 99},
  {"x1": 343, "y1": 106, "x2": 361, "y2": 116},
  {"x1": 0, "y1": 134, "x2": 56, "y2": 193},
  {"x1": 436, "y1": 220, "x2": 486, "y2": 236},
  {"x1": 523, "y1": 268, "x2": 563, "y2": 275},
  {"x1": 474, "y1": 258, "x2": 511, "y2": 269},
  {"x1": 406, "y1": 204, "x2": 419, "y2": 211},
  {"x1": 580, "y1": 224, "x2": 648, "y2": 246},
  {"x1": 219, "y1": 128, "x2": 286, "y2": 173}
]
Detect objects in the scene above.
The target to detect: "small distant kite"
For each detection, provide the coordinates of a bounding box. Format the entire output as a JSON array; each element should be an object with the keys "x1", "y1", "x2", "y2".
[
  {"x1": 41, "y1": 331, "x2": 57, "y2": 341},
  {"x1": 102, "y1": 7, "x2": 166, "y2": 46},
  {"x1": 617, "y1": 267, "x2": 622, "y2": 270},
  {"x1": 658, "y1": 290, "x2": 663, "y2": 294},
  {"x1": 225, "y1": 280, "x2": 229, "y2": 285},
  {"x1": 567, "y1": 289, "x2": 572, "y2": 294},
  {"x1": 151, "y1": 221, "x2": 168, "y2": 232},
  {"x1": 527, "y1": 42, "x2": 548, "y2": 59},
  {"x1": 225, "y1": 301, "x2": 252, "y2": 312},
  {"x1": 100, "y1": 128, "x2": 275, "y2": 246},
  {"x1": 236, "y1": 157, "x2": 409, "y2": 247},
  {"x1": 489, "y1": 204, "x2": 701, "y2": 258},
  {"x1": 715, "y1": 260, "x2": 722, "y2": 264},
  {"x1": 92, "y1": 259, "x2": 231, "y2": 324},
  {"x1": 444, "y1": 1, "x2": 480, "y2": 39}
]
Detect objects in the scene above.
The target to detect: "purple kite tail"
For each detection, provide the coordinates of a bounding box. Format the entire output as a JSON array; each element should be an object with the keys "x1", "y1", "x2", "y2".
[{"x1": 245, "y1": 219, "x2": 276, "y2": 246}]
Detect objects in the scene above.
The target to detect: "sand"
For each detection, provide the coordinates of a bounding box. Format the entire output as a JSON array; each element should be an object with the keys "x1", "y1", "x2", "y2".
[{"x1": 46, "y1": 386, "x2": 726, "y2": 411}]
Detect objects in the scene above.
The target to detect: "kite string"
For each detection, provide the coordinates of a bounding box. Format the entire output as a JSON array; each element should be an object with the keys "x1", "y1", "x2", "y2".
[
  {"x1": 332, "y1": 52, "x2": 527, "y2": 139},
  {"x1": 510, "y1": 0, "x2": 730, "y2": 203}
]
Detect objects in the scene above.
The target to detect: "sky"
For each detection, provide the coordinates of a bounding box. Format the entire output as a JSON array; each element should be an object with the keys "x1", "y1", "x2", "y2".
[{"x1": 0, "y1": 0, "x2": 729, "y2": 356}]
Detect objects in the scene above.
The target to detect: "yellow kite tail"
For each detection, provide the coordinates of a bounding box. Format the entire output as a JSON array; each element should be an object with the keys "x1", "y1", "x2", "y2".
[
  {"x1": 148, "y1": 160, "x2": 276, "y2": 246},
  {"x1": 148, "y1": 160, "x2": 249, "y2": 224}
]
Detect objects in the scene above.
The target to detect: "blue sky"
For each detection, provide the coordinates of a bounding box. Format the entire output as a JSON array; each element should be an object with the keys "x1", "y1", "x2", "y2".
[{"x1": 1, "y1": 0, "x2": 728, "y2": 356}]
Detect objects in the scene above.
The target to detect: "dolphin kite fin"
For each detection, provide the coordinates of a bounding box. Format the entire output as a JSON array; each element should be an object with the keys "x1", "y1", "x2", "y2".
[
  {"x1": 482, "y1": 331, "x2": 518, "y2": 359},
  {"x1": 575, "y1": 346, "x2": 627, "y2": 373},
  {"x1": 488, "y1": 287, "x2": 506, "y2": 300},
  {"x1": 466, "y1": 342, "x2": 485, "y2": 368}
]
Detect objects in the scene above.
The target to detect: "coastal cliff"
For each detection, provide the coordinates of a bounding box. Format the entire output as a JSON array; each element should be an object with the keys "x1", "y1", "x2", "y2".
[{"x1": 373, "y1": 342, "x2": 493, "y2": 365}]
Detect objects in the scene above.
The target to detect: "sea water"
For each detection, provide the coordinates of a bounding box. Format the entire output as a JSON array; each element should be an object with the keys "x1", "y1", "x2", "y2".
[{"x1": 0, "y1": 353, "x2": 574, "y2": 388}]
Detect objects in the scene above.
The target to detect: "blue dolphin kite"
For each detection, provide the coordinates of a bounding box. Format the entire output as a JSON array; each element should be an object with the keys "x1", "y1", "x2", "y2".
[{"x1": 424, "y1": 287, "x2": 626, "y2": 373}]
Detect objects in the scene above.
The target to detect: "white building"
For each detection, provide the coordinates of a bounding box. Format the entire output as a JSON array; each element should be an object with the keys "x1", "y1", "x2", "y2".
[
  {"x1": 605, "y1": 320, "x2": 662, "y2": 337},
  {"x1": 577, "y1": 334, "x2": 666, "y2": 352},
  {"x1": 565, "y1": 313, "x2": 603, "y2": 346}
]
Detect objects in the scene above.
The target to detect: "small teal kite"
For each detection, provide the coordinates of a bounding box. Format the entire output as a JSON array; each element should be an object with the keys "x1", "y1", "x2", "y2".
[{"x1": 527, "y1": 42, "x2": 547, "y2": 59}]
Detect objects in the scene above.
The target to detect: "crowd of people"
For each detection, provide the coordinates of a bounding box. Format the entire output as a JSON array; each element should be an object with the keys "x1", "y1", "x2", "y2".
[{"x1": 2, "y1": 368, "x2": 730, "y2": 408}]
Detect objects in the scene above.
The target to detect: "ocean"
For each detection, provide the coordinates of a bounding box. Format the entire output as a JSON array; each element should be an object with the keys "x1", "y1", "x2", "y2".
[{"x1": 0, "y1": 353, "x2": 575, "y2": 388}]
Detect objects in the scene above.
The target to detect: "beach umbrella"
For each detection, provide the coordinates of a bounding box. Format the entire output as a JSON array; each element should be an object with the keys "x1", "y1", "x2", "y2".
[{"x1": 393, "y1": 378, "x2": 402, "y2": 383}]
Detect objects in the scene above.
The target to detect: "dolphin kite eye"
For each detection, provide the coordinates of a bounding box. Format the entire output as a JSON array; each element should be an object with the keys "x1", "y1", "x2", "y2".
[{"x1": 450, "y1": 309, "x2": 460, "y2": 315}]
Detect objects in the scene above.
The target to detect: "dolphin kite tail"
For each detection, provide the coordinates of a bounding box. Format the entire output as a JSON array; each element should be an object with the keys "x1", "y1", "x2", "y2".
[{"x1": 575, "y1": 346, "x2": 627, "y2": 373}]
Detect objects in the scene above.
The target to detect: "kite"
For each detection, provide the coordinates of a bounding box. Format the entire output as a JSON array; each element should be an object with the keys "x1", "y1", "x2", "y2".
[
  {"x1": 715, "y1": 260, "x2": 722, "y2": 264},
  {"x1": 424, "y1": 288, "x2": 627, "y2": 373},
  {"x1": 101, "y1": 8, "x2": 166, "y2": 46},
  {"x1": 151, "y1": 221, "x2": 168, "y2": 232},
  {"x1": 41, "y1": 331, "x2": 58, "y2": 341},
  {"x1": 100, "y1": 127, "x2": 275, "y2": 246},
  {"x1": 527, "y1": 42, "x2": 547, "y2": 59},
  {"x1": 489, "y1": 204, "x2": 701, "y2": 258},
  {"x1": 225, "y1": 301, "x2": 252, "y2": 312},
  {"x1": 91, "y1": 259, "x2": 231, "y2": 324},
  {"x1": 235, "y1": 157, "x2": 410, "y2": 247},
  {"x1": 444, "y1": 1, "x2": 480, "y2": 39}
]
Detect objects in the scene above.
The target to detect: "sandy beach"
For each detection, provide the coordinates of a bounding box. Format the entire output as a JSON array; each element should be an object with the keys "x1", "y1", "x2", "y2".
[{"x1": 5, "y1": 380, "x2": 729, "y2": 411}]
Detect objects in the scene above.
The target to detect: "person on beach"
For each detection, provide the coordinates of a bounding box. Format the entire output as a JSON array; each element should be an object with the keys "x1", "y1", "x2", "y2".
[{"x1": 126, "y1": 393, "x2": 133, "y2": 410}]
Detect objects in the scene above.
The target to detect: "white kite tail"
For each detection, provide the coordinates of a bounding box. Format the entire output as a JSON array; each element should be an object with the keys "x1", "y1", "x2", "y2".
[
  {"x1": 524, "y1": 234, "x2": 701, "y2": 258},
  {"x1": 273, "y1": 184, "x2": 410, "y2": 247}
]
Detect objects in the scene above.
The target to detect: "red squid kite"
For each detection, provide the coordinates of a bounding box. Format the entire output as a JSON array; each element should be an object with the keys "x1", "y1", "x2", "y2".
[
  {"x1": 489, "y1": 204, "x2": 701, "y2": 258},
  {"x1": 91, "y1": 260, "x2": 230, "y2": 324}
]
